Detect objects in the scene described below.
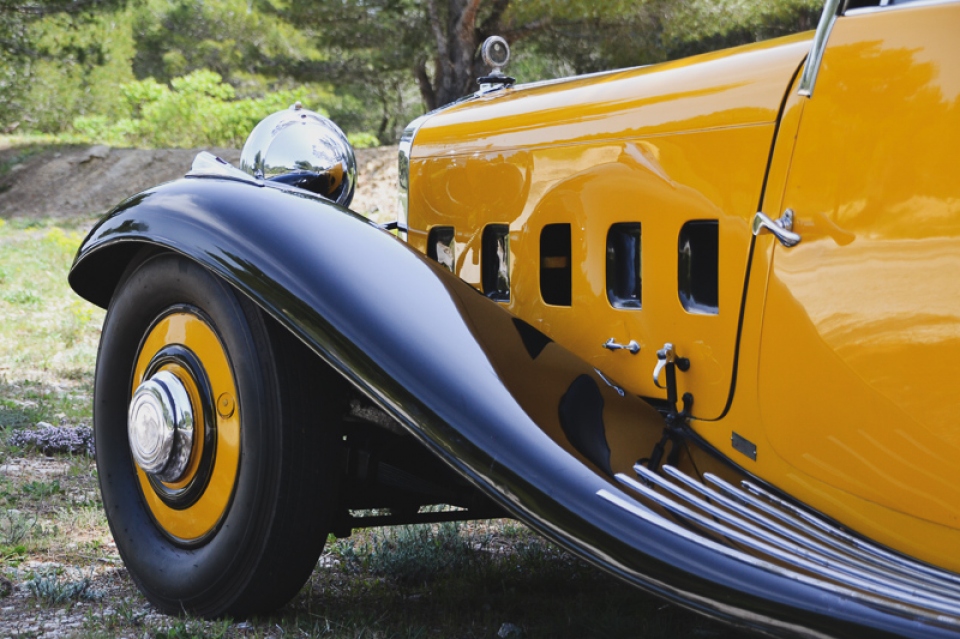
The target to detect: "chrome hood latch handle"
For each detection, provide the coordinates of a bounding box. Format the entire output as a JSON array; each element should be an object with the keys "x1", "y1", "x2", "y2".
[{"x1": 603, "y1": 338, "x2": 640, "y2": 354}]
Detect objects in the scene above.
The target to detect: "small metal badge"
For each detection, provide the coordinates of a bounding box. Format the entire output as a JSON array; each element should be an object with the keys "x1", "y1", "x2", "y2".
[{"x1": 731, "y1": 432, "x2": 757, "y2": 461}]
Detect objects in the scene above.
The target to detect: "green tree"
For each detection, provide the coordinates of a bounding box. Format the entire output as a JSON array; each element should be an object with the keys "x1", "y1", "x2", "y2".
[
  {"x1": 19, "y1": 9, "x2": 138, "y2": 132},
  {"x1": 130, "y1": 0, "x2": 318, "y2": 91},
  {"x1": 280, "y1": 0, "x2": 821, "y2": 119},
  {"x1": 127, "y1": 0, "x2": 393, "y2": 141},
  {"x1": 0, "y1": 0, "x2": 126, "y2": 130},
  {"x1": 268, "y1": 0, "x2": 429, "y2": 141}
]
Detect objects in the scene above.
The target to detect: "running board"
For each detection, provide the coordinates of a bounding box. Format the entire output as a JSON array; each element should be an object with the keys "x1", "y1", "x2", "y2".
[{"x1": 600, "y1": 464, "x2": 960, "y2": 628}]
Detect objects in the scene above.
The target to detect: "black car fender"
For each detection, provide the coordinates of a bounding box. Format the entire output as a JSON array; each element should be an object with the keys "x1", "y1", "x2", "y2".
[{"x1": 69, "y1": 176, "x2": 938, "y2": 639}]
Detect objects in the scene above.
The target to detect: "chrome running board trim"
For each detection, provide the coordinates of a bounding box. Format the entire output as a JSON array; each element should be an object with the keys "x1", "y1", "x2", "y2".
[
  {"x1": 737, "y1": 477, "x2": 960, "y2": 587},
  {"x1": 670, "y1": 468, "x2": 960, "y2": 598},
  {"x1": 598, "y1": 464, "x2": 960, "y2": 627}
]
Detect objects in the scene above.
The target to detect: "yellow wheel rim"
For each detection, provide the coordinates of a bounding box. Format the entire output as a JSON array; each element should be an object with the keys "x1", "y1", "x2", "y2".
[{"x1": 132, "y1": 311, "x2": 240, "y2": 542}]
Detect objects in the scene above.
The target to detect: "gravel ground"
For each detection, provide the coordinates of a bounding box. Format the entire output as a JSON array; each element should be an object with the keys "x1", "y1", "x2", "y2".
[{"x1": 0, "y1": 455, "x2": 135, "y2": 639}]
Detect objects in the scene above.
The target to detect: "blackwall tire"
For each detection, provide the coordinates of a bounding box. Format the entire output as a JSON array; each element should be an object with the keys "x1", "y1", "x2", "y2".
[{"x1": 95, "y1": 251, "x2": 342, "y2": 617}]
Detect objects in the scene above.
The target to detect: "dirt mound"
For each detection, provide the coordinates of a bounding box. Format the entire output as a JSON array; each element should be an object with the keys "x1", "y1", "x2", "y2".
[{"x1": 0, "y1": 144, "x2": 399, "y2": 224}]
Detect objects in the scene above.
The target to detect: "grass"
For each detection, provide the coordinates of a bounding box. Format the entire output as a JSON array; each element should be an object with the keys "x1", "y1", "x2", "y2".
[
  {"x1": 0, "y1": 215, "x2": 742, "y2": 638},
  {"x1": 0, "y1": 217, "x2": 102, "y2": 411}
]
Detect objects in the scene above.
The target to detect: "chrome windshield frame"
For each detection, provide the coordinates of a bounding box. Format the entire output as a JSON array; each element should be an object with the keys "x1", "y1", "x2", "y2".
[{"x1": 797, "y1": 0, "x2": 844, "y2": 97}]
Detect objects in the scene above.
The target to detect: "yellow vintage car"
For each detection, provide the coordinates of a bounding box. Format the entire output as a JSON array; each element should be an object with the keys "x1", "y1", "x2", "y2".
[{"x1": 68, "y1": 0, "x2": 960, "y2": 635}]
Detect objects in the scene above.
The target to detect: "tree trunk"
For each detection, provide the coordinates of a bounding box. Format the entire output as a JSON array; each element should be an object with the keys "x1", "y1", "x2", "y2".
[{"x1": 420, "y1": 0, "x2": 492, "y2": 110}]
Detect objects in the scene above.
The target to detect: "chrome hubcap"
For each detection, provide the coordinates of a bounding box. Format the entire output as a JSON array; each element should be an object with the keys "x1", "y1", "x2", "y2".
[{"x1": 128, "y1": 370, "x2": 195, "y2": 482}]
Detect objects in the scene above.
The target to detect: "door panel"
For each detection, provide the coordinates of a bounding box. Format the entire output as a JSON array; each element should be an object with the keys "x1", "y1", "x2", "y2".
[{"x1": 758, "y1": 4, "x2": 960, "y2": 528}]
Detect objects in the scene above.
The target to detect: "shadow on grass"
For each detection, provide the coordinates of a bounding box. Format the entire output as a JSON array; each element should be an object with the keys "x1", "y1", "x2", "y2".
[{"x1": 258, "y1": 521, "x2": 748, "y2": 639}]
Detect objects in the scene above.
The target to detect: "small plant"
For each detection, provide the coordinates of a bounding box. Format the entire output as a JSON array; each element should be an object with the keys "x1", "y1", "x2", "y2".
[
  {"x1": 0, "y1": 509, "x2": 37, "y2": 545},
  {"x1": 0, "y1": 543, "x2": 27, "y2": 566},
  {"x1": 2, "y1": 289, "x2": 41, "y2": 306},
  {"x1": 334, "y1": 521, "x2": 484, "y2": 587},
  {"x1": 152, "y1": 617, "x2": 232, "y2": 639},
  {"x1": 22, "y1": 479, "x2": 62, "y2": 499},
  {"x1": 43, "y1": 227, "x2": 83, "y2": 255},
  {"x1": 87, "y1": 597, "x2": 149, "y2": 633},
  {"x1": 8, "y1": 423, "x2": 94, "y2": 456},
  {"x1": 24, "y1": 567, "x2": 99, "y2": 604}
]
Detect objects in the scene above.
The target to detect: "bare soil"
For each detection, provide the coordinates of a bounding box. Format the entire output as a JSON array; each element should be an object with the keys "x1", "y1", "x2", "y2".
[{"x1": 0, "y1": 144, "x2": 399, "y2": 224}]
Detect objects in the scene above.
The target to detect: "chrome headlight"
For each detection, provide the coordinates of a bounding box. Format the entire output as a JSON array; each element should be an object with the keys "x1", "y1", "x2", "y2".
[{"x1": 240, "y1": 102, "x2": 357, "y2": 208}]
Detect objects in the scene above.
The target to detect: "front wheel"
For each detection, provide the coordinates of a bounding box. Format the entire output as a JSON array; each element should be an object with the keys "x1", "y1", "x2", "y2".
[{"x1": 95, "y1": 251, "x2": 343, "y2": 616}]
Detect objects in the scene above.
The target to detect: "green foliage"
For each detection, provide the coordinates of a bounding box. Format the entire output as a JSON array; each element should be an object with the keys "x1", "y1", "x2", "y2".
[
  {"x1": 347, "y1": 132, "x2": 381, "y2": 149},
  {"x1": 273, "y1": 0, "x2": 428, "y2": 141},
  {"x1": 514, "y1": 0, "x2": 822, "y2": 75},
  {"x1": 2, "y1": 5, "x2": 135, "y2": 133},
  {"x1": 279, "y1": 0, "x2": 822, "y2": 130},
  {"x1": 2, "y1": 290, "x2": 41, "y2": 306},
  {"x1": 72, "y1": 69, "x2": 328, "y2": 148},
  {"x1": 0, "y1": 543, "x2": 27, "y2": 567},
  {"x1": 131, "y1": 0, "x2": 320, "y2": 87}
]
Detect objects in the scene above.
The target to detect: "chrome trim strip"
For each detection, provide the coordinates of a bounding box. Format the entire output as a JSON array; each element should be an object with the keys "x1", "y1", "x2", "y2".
[
  {"x1": 397, "y1": 113, "x2": 434, "y2": 242},
  {"x1": 661, "y1": 466, "x2": 960, "y2": 599},
  {"x1": 633, "y1": 466, "x2": 960, "y2": 612},
  {"x1": 186, "y1": 151, "x2": 262, "y2": 186},
  {"x1": 846, "y1": 0, "x2": 959, "y2": 15},
  {"x1": 702, "y1": 472, "x2": 960, "y2": 590},
  {"x1": 597, "y1": 486, "x2": 950, "y2": 625},
  {"x1": 615, "y1": 467, "x2": 960, "y2": 619},
  {"x1": 598, "y1": 463, "x2": 960, "y2": 626},
  {"x1": 398, "y1": 91, "x2": 492, "y2": 243},
  {"x1": 738, "y1": 478, "x2": 960, "y2": 586},
  {"x1": 798, "y1": 0, "x2": 843, "y2": 97}
]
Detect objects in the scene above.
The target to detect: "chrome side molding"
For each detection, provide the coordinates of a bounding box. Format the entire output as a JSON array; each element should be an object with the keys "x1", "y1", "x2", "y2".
[{"x1": 599, "y1": 463, "x2": 960, "y2": 627}]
